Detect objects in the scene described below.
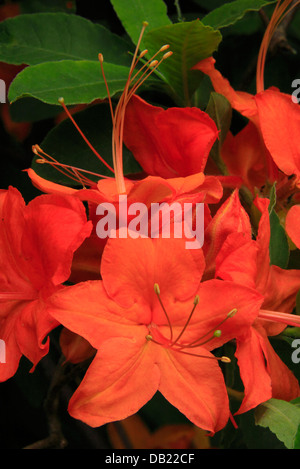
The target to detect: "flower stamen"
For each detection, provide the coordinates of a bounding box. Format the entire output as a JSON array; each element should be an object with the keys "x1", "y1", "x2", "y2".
[{"x1": 151, "y1": 284, "x2": 235, "y2": 364}]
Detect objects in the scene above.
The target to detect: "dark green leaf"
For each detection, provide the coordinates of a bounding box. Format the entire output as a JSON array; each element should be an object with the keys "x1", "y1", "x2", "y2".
[
  {"x1": 202, "y1": 0, "x2": 277, "y2": 30},
  {"x1": 255, "y1": 398, "x2": 300, "y2": 449},
  {"x1": 206, "y1": 92, "x2": 232, "y2": 174},
  {"x1": 144, "y1": 20, "x2": 222, "y2": 105},
  {"x1": 31, "y1": 103, "x2": 141, "y2": 186},
  {"x1": 8, "y1": 60, "x2": 132, "y2": 105},
  {"x1": 269, "y1": 210, "x2": 290, "y2": 268},
  {"x1": 110, "y1": 0, "x2": 171, "y2": 46},
  {"x1": 294, "y1": 424, "x2": 300, "y2": 449},
  {"x1": 0, "y1": 13, "x2": 132, "y2": 66}
]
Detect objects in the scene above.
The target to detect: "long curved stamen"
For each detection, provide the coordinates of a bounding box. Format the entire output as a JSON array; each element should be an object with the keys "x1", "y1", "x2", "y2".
[
  {"x1": 154, "y1": 283, "x2": 173, "y2": 341},
  {"x1": 259, "y1": 309, "x2": 300, "y2": 327},
  {"x1": 58, "y1": 97, "x2": 115, "y2": 174},
  {"x1": 179, "y1": 308, "x2": 237, "y2": 350},
  {"x1": 33, "y1": 145, "x2": 108, "y2": 187},
  {"x1": 98, "y1": 21, "x2": 173, "y2": 195},
  {"x1": 256, "y1": 0, "x2": 300, "y2": 93},
  {"x1": 151, "y1": 284, "x2": 234, "y2": 363},
  {"x1": 171, "y1": 294, "x2": 200, "y2": 346}
]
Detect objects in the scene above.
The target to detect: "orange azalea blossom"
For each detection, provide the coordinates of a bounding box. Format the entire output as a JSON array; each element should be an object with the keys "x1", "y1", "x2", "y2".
[
  {"x1": 26, "y1": 23, "x2": 223, "y2": 282},
  {"x1": 0, "y1": 186, "x2": 92, "y2": 381},
  {"x1": 193, "y1": 0, "x2": 300, "y2": 196},
  {"x1": 46, "y1": 235, "x2": 264, "y2": 434},
  {"x1": 27, "y1": 21, "x2": 221, "y2": 205},
  {"x1": 214, "y1": 193, "x2": 300, "y2": 413}
]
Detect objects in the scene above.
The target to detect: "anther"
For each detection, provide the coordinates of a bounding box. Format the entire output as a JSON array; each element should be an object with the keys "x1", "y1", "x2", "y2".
[
  {"x1": 220, "y1": 356, "x2": 231, "y2": 363},
  {"x1": 145, "y1": 334, "x2": 153, "y2": 341},
  {"x1": 154, "y1": 283, "x2": 160, "y2": 295},
  {"x1": 142, "y1": 21, "x2": 149, "y2": 27},
  {"x1": 58, "y1": 97, "x2": 64, "y2": 105},
  {"x1": 149, "y1": 60, "x2": 159, "y2": 68},
  {"x1": 213, "y1": 330, "x2": 222, "y2": 338},
  {"x1": 227, "y1": 308, "x2": 237, "y2": 318},
  {"x1": 193, "y1": 295, "x2": 199, "y2": 306},
  {"x1": 159, "y1": 44, "x2": 170, "y2": 52},
  {"x1": 139, "y1": 49, "x2": 148, "y2": 59},
  {"x1": 163, "y1": 51, "x2": 173, "y2": 60}
]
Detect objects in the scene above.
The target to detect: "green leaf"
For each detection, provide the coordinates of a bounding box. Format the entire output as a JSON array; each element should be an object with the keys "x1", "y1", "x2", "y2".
[
  {"x1": 144, "y1": 20, "x2": 222, "y2": 105},
  {"x1": 31, "y1": 103, "x2": 141, "y2": 186},
  {"x1": 110, "y1": 0, "x2": 171, "y2": 46},
  {"x1": 202, "y1": 0, "x2": 277, "y2": 30},
  {"x1": 205, "y1": 92, "x2": 232, "y2": 174},
  {"x1": 255, "y1": 398, "x2": 300, "y2": 449},
  {"x1": 294, "y1": 425, "x2": 300, "y2": 449},
  {"x1": 8, "y1": 60, "x2": 133, "y2": 105},
  {"x1": 267, "y1": 183, "x2": 289, "y2": 268},
  {"x1": 0, "y1": 13, "x2": 133, "y2": 66},
  {"x1": 269, "y1": 210, "x2": 290, "y2": 268}
]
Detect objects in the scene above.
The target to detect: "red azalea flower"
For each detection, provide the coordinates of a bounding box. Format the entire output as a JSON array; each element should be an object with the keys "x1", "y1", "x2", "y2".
[
  {"x1": 193, "y1": 0, "x2": 300, "y2": 193},
  {"x1": 214, "y1": 194, "x2": 300, "y2": 413},
  {"x1": 46, "y1": 235, "x2": 263, "y2": 434},
  {"x1": 122, "y1": 94, "x2": 219, "y2": 178},
  {"x1": 0, "y1": 187, "x2": 92, "y2": 381}
]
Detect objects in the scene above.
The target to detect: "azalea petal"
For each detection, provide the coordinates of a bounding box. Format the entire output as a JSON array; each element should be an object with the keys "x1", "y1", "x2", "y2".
[
  {"x1": 215, "y1": 232, "x2": 258, "y2": 289},
  {"x1": 263, "y1": 331, "x2": 300, "y2": 401},
  {"x1": 286, "y1": 205, "x2": 300, "y2": 249},
  {"x1": 0, "y1": 312, "x2": 21, "y2": 382},
  {"x1": 235, "y1": 328, "x2": 272, "y2": 415},
  {"x1": 255, "y1": 89, "x2": 300, "y2": 177},
  {"x1": 192, "y1": 57, "x2": 257, "y2": 119},
  {"x1": 203, "y1": 189, "x2": 251, "y2": 279},
  {"x1": 101, "y1": 236, "x2": 205, "y2": 312},
  {"x1": 47, "y1": 281, "x2": 148, "y2": 346},
  {"x1": 182, "y1": 279, "x2": 264, "y2": 349},
  {"x1": 221, "y1": 122, "x2": 274, "y2": 192},
  {"x1": 262, "y1": 264, "x2": 300, "y2": 316},
  {"x1": 68, "y1": 337, "x2": 160, "y2": 427},
  {"x1": 158, "y1": 346, "x2": 229, "y2": 434},
  {"x1": 22, "y1": 194, "x2": 93, "y2": 288},
  {"x1": 123, "y1": 94, "x2": 219, "y2": 178}
]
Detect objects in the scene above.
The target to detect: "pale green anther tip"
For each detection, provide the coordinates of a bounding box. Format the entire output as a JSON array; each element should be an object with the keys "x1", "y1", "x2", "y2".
[
  {"x1": 58, "y1": 97, "x2": 64, "y2": 104},
  {"x1": 143, "y1": 21, "x2": 149, "y2": 27},
  {"x1": 227, "y1": 308, "x2": 237, "y2": 318},
  {"x1": 214, "y1": 330, "x2": 222, "y2": 338},
  {"x1": 194, "y1": 295, "x2": 200, "y2": 306},
  {"x1": 220, "y1": 356, "x2": 231, "y2": 363},
  {"x1": 154, "y1": 283, "x2": 160, "y2": 295}
]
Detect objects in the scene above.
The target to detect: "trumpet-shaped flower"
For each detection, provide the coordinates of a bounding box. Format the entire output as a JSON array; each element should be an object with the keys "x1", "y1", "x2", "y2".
[
  {"x1": 47, "y1": 235, "x2": 264, "y2": 434},
  {"x1": 0, "y1": 186, "x2": 92, "y2": 381},
  {"x1": 193, "y1": 0, "x2": 300, "y2": 193},
  {"x1": 214, "y1": 194, "x2": 300, "y2": 413}
]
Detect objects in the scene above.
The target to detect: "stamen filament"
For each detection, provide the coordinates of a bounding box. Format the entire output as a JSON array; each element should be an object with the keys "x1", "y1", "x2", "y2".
[
  {"x1": 170, "y1": 295, "x2": 199, "y2": 346},
  {"x1": 256, "y1": 0, "x2": 300, "y2": 93},
  {"x1": 171, "y1": 348, "x2": 231, "y2": 363},
  {"x1": 154, "y1": 283, "x2": 173, "y2": 341},
  {"x1": 180, "y1": 309, "x2": 237, "y2": 350},
  {"x1": 259, "y1": 309, "x2": 300, "y2": 328},
  {"x1": 33, "y1": 145, "x2": 104, "y2": 187},
  {"x1": 58, "y1": 97, "x2": 115, "y2": 174}
]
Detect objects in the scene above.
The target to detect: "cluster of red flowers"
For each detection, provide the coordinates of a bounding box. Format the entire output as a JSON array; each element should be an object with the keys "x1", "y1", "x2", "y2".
[{"x1": 1, "y1": 0, "x2": 300, "y2": 436}]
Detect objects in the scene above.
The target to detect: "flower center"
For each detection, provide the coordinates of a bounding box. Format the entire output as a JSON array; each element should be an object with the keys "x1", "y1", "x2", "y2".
[{"x1": 145, "y1": 282, "x2": 236, "y2": 363}]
